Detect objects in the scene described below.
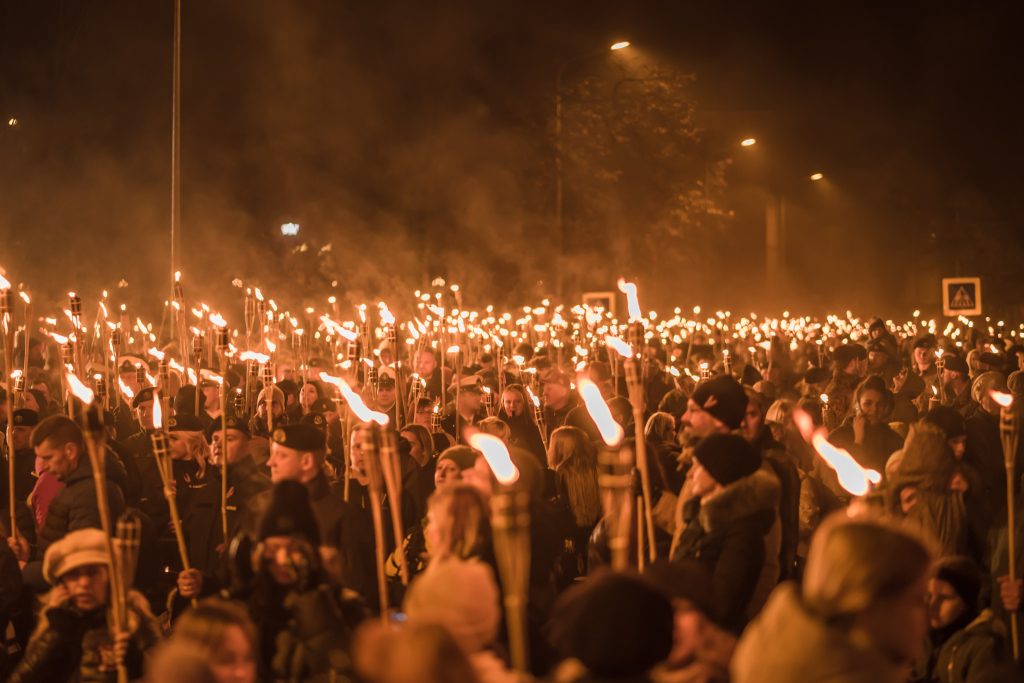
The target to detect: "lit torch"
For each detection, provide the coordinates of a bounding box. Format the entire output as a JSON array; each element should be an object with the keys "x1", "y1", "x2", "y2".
[{"x1": 992, "y1": 390, "x2": 1020, "y2": 659}]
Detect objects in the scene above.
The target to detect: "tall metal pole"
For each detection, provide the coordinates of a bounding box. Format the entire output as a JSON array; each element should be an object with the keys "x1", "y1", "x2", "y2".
[{"x1": 170, "y1": 0, "x2": 182, "y2": 298}]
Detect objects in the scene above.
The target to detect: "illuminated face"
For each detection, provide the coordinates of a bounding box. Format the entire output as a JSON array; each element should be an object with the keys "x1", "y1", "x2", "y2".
[
  {"x1": 212, "y1": 429, "x2": 250, "y2": 466},
  {"x1": 35, "y1": 439, "x2": 79, "y2": 480},
  {"x1": 741, "y1": 401, "x2": 762, "y2": 441},
  {"x1": 542, "y1": 381, "x2": 569, "y2": 409},
  {"x1": 913, "y1": 347, "x2": 932, "y2": 368},
  {"x1": 60, "y1": 564, "x2": 109, "y2": 611},
  {"x1": 681, "y1": 399, "x2": 725, "y2": 438},
  {"x1": 299, "y1": 383, "x2": 318, "y2": 407},
  {"x1": 261, "y1": 536, "x2": 305, "y2": 586},
  {"x1": 377, "y1": 385, "x2": 396, "y2": 407},
  {"x1": 502, "y1": 390, "x2": 524, "y2": 417},
  {"x1": 434, "y1": 459, "x2": 462, "y2": 488},
  {"x1": 11, "y1": 425, "x2": 33, "y2": 451},
  {"x1": 210, "y1": 624, "x2": 257, "y2": 683},
  {"x1": 927, "y1": 577, "x2": 966, "y2": 630},
  {"x1": 202, "y1": 384, "x2": 220, "y2": 408},
  {"x1": 267, "y1": 443, "x2": 307, "y2": 483},
  {"x1": 948, "y1": 435, "x2": 967, "y2": 460},
  {"x1": 349, "y1": 431, "x2": 366, "y2": 474},
  {"x1": 136, "y1": 400, "x2": 155, "y2": 430},
  {"x1": 458, "y1": 390, "x2": 482, "y2": 415},
  {"x1": 415, "y1": 351, "x2": 437, "y2": 376},
  {"x1": 414, "y1": 404, "x2": 434, "y2": 429},
  {"x1": 689, "y1": 459, "x2": 720, "y2": 497},
  {"x1": 857, "y1": 389, "x2": 884, "y2": 423}
]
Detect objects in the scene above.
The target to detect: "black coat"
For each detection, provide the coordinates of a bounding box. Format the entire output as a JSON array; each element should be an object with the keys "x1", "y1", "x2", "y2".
[
  {"x1": 35, "y1": 454, "x2": 126, "y2": 558},
  {"x1": 671, "y1": 467, "x2": 780, "y2": 633}
]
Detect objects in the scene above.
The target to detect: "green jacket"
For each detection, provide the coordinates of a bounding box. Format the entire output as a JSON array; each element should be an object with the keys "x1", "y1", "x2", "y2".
[{"x1": 930, "y1": 610, "x2": 1005, "y2": 683}]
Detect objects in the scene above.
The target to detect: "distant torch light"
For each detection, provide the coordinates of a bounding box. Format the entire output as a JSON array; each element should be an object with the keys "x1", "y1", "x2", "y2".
[{"x1": 280, "y1": 222, "x2": 300, "y2": 236}]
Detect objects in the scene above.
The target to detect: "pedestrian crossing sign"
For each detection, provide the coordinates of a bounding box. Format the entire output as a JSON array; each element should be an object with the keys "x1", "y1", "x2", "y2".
[{"x1": 942, "y1": 277, "x2": 982, "y2": 316}]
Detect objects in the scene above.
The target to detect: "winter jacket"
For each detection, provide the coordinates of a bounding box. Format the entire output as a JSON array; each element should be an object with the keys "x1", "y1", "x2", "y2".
[
  {"x1": 35, "y1": 454, "x2": 126, "y2": 558},
  {"x1": 887, "y1": 424, "x2": 969, "y2": 556},
  {"x1": 270, "y1": 583, "x2": 367, "y2": 682},
  {"x1": 8, "y1": 590, "x2": 160, "y2": 683},
  {"x1": 732, "y1": 583, "x2": 909, "y2": 683},
  {"x1": 670, "y1": 465, "x2": 780, "y2": 633},
  {"x1": 929, "y1": 610, "x2": 1005, "y2": 683}
]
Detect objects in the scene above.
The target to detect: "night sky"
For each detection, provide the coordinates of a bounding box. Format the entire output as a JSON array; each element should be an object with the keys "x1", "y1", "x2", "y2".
[{"x1": 2, "y1": 1, "x2": 1022, "y2": 317}]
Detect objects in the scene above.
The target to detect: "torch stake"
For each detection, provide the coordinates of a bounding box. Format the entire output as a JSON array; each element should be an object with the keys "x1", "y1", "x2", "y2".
[
  {"x1": 359, "y1": 425, "x2": 391, "y2": 620},
  {"x1": 491, "y1": 489, "x2": 530, "y2": 672},
  {"x1": 150, "y1": 431, "x2": 194, "y2": 584},
  {"x1": 599, "y1": 443, "x2": 633, "y2": 571},
  {"x1": 379, "y1": 430, "x2": 410, "y2": 586},
  {"x1": 1, "y1": 300, "x2": 17, "y2": 542},
  {"x1": 218, "y1": 349, "x2": 229, "y2": 545},
  {"x1": 1000, "y1": 402, "x2": 1020, "y2": 660}
]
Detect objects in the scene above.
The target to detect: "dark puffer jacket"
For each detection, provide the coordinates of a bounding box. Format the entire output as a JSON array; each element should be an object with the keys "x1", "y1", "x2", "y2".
[
  {"x1": 36, "y1": 454, "x2": 127, "y2": 557},
  {"x1": 929, "y1": 609, "x2": 1005, "y2": 683}
]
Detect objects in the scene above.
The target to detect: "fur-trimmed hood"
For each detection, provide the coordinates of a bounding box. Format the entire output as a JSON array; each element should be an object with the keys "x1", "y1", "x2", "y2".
[{"x1": 696, "y1": 464, "x2": 780, "y2": 535}]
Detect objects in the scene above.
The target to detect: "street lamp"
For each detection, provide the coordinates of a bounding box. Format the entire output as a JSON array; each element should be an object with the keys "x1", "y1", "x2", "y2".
[{"x1": 555, "y1": 40, "x2": 632, "y2": 298}]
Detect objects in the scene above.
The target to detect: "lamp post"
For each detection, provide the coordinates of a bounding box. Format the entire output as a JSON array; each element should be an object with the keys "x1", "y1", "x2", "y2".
[{"x1": 554, "y1": 40, "x2": 631, "y2": 299}]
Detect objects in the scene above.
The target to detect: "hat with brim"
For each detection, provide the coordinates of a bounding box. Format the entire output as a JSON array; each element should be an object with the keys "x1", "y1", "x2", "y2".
[{"x1": 42, "y1": 528, "x2": 111, "y2": 584}]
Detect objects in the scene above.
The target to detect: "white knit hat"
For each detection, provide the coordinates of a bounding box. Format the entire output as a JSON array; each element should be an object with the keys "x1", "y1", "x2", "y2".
[{"x1": 403, "y1": 559, "x2": 501, "y2": 654}]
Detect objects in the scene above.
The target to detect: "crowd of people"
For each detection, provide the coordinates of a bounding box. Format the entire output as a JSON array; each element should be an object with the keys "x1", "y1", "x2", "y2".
[{"x1": 0, "y1": 286, "x2": 1022, "y2": 682}]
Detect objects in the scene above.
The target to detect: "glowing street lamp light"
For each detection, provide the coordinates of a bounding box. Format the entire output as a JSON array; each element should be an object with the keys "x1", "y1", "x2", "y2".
[
  {"x1": 610, "y1": 41, "x2": 631, "y2": 51},
  {"x1": 740, "y1": 137, "x2": 757, "y2": 147},
  {"x1": 280, "y1": 222, "x2": 300, "y2": 236},
  {"x1": 810, "y1": 172, "x2": 824, "y2": 181}
]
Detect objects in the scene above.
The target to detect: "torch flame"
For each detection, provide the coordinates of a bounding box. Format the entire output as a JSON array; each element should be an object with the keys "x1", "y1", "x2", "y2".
[
  {"x1": 617, "y1": 278, "x2": 642, "y2": 322},
  {"x1": 239, "y1": 351, "x2": 270, "y2": 364},
  {"x1": 265, "y1": 338, "x2": 277, "y2": 353},
  {"x1": 147, "y1": 347, "x2": 165, "y2": 361},
  {"x1": 65, "y1": 373, "x2": 95, "y2": 405},
  {"x1": 378, "y1": 302, "x2": 396, "y2": 326},
  {"x1": 18, "y1": 291, "x2": 29, "y2": 304},
  {"x1": 991, "y1": 390, "x2": 1014, "y2": 409},
  {"x1": 525, "y1": 386, "x2": 541, "y2": 408},
  {"x1": 209, "y1": 312, "x2": 227, "y2": 328},
  {"x1": 0, "y1": 274, "x2": 10, "y2": 290},
  {"x1": 577, "y1": 378, "x2": 624, "y2": 447},
  {"x1": 153, "y1": 392, "x2": 163, "y2": 430},
  {"x1": 467, "y1": 431, "x2": 519, "y2": 485},
  {"x1": 319, "y1": 372, "x2": 389, "y2": 425},
  {"x1": 118, "y1": 377, "x2": 135, "y2": 400},
  {"x1": 811, "y1": 432, "x2": 881, "y2": 497},
  {"x1": 49, "y1": 331, "x2": 69, "y2": 345},
  {"x1": 604, "y1": 335, "x2": 634, "y2": 359}
]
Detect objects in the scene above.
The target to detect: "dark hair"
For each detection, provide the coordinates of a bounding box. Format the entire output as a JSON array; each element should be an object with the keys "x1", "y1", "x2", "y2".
[
  {"x1": 30, "y1": 415, "x2": 84, "y2": 451},
  {"x1": 855, "y1": 375, "x2": 894, "y2": 417}
]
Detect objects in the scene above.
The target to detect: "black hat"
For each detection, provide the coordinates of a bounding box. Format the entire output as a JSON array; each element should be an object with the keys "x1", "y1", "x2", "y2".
[
  {"x1": 377, "y1": 373, "x2": 396, "y2": 389},
  {"x1": 913, "y1": 334, "x2": 936, "y2": 350},
  {"x1": 942, "y1": 354, "x2": 970, "y2": 376},
  {"x1": 258, "y1": 480, "x2": 320, "y2": 546},
  {"x1": 300, "y1": 412, "x2": 328, "y2": 434},
  {"x1": 12, "y1": 409, "x2": 38, "y2": 428},
  {"x1": 694, "y1": 433, "x2": 762, "y2": 487},
  {"x1": 549, "y1": 570, "x2": 673, "y2": 678},
  {"x1": 205, "y1": 412, "x2": 250, "y2": 439},
  {"x1": 934, "y1": 555, "x2": 982, "y2": 612},
  {"x1": 168, "y1": 413, "x2": 205, "y2": 432},
  {"x1": 271, "y1": 423, "x2": 325, "y2": 452},
  {"x1": 310, "y1": 398, "x2": 335, "y2": 414},
  {"x1": 276, "y1": 379, "x2": 299, "y2": 397},
  {"x1": 690, "y1": 375, "x2": 747, "y2": 430},
  {"x1": 131, "y1": 387, "x2": 155, "y2": 409},
  {"x1": 832, "y1": 344, "x2": 867, "y2": 366},
  {"x1": 867, "y1": 318, "x2": 886, "y2": 333},
  {"x1": 924, "y1": 406, "x2": 967, "y2": 440}
]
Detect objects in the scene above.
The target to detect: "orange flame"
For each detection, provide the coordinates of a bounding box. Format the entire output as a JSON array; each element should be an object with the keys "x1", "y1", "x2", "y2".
[
  {"x1": 378, "y1": 302, "x2": 396, "y2": 326},
  {"x1": 0, "y1": 274, "x2": 10, "y2": 290},
  {"x1": 65, "y1": 373, "x2": 95, "y2": 405},
  {"x1": 18, "y1": 291, "x2": 29, "y2": 304},
  {"x1": 811, "y1": 432, "x2": 881, "y2": 496},
  {"x1": 118, "y1": 377, "x2": 135, "y2": 400},
  {"x1": 604, "y1": 335, "x2": 634, "y2": 359},
  {"x1": 209, "y1": 312, "x2": 227, "y2": 327},
  {"x1": 319, "y1": 372, "x2": 389, "y2": 425},
  {"x1": 616, "y1": 278, "x2": 642, "y2": 322},
  {"x1": 525, "y1": 385, "x2": 541, "y2": 408},
  {"x1": 577, "y1": 378, "x2": 624, "y2": 447},
  {"x1": 239, "y1": 351, "x2": 270, "y2": 364},
  {"x1": 467, "y1": 431, "x2": 519, "y2": 485}
]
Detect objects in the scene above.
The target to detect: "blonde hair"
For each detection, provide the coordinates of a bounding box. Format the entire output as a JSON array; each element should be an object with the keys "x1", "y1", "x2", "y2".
[
  {"x1": 477, "y1": 417, "x2": 510, "y2": 445},
  {"x1": 174, "y1": 430, "x2": 211, "y2": 478},
  {"x1": 547, "y1": 426, "x2": 601, "y2": 527},
  {"x1": 427, "y1": 484, "x2": 491, "y2": 564},
  {"x1": 803, "y1": 512, "x2": 934, "y2": 620}
]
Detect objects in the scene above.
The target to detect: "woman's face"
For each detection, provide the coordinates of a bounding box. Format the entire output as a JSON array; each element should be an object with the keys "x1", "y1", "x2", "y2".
[
  {"x1": 300, "y1": 383, "x2": 318, "y2": 406},
  {"x1": 858, "y1": 390, "x2": 884, "y2": 423},
  {"x1": 211, "y1": 624, "x2": 258, "y2": 683},
  {"x1": 168, "y1": 432, "x2": 194, "y2": 460},
  {"x1": 434, "y1": 459, "x2": 461, "y2": 488}
]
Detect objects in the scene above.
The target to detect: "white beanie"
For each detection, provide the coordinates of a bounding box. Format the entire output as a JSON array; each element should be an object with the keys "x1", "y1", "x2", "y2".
[{"x1": 403, "y1": 559, "x2": 501, "y2": 654}]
